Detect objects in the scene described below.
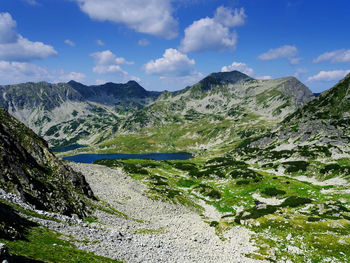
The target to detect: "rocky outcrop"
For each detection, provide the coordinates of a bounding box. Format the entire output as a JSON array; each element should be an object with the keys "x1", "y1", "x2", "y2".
[{"x1": 0, "y1": 108, "x2": 95, "y2": 217}]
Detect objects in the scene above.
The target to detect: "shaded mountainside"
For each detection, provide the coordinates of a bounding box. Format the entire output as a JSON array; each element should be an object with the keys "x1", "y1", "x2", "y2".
[
  {"x1": 0, "y1": 108, "x2": 95, "y2": 217},
  {"x1": 233, "y1": 73, "x2": 350, "y2": 162},
  {"x1": 96, "y1": 71, "x2": 314, "y2": 154},
  {"x1": 0, "y1": 80, "x2": 161, "y2": 147}
]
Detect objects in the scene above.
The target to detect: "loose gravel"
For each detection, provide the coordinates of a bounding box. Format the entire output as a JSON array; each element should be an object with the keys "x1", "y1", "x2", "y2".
[{"x1": 3, "y1": 163, "x2": 264, "y2": 263}]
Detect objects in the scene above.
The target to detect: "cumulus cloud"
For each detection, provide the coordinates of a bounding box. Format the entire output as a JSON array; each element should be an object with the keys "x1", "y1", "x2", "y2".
[
  {"x1": 214, "y1": 6, "x2": 246, "y2": 27},
  {"x1": 180, "y1": 18, "x2": 237, "y2": 53},
  {"x1": 180, "y1": 6, "x2": 246, "y2": 53},
  {"x1": 0, "y1": 13, "x2": 57, "y2": 61},
  {"x1": 256, "y1": 75, "x2": 272, "y2": 80},
  {"x1": 130, "y1": 75, "x2": 141, "y2": 82},
  {"x1": 90, "y1": 50, "x2": 133, "y2": 75},
  {"x1": 144, "y1": 48, "x2": 195, "y2": 77},
  {"x1": 221, "y1": 61, "x2": 254, "y2": 76},
  {"x1": 75, "y1": 0, "x2": 178, "y2": 39},
  {"x1": 144, "y1": 48, "x2": 202, "y2": 88},
  {"x1": 138, "y1": 39, "x2": 150, "y2": 46},
  {"x1": 0, "y1": 60, "x2": 85, "y2": 84},
  {"x1": 313, "y1": 49, "x2": 350, "y2": 63},
  {"x1": 0, "y1": 61, "x2": 48, "y2": 83},
  {"x1": 96, "y1": 39, "x2": 104, "y2": 46},
  {"x1": 307, "y1": 70, "x2": 350, "y2": 82},
  {"x1": 294, "y1": 68, "x2": 308, "y2": 78},
  {"x1": 258, "y1": 45, "x2": 300, "y2": 64},
  {"x1": 57, "y1": 71, "x2": 86, "y2": 82},
  {"x1": 64, "y1": 39, "x2": 75, "y2": 47},
  {"x1": 0, "y1": 13, "x2": 18, "y2": 44}
]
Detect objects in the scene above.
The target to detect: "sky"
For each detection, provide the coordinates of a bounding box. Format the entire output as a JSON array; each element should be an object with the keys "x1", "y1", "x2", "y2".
[{"x1": 0, "y1": 0, "x2": 350, "y2": 92}]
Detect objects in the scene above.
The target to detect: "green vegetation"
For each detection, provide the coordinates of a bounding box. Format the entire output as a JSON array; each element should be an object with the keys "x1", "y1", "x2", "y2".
[
  {"x1": 1, "y1": 227, "x2": 120, "y2": 263},
  {"x1": 96, "y1": 154, "x2": 350, "y2": 262},
  {"x1": 261, "y1": 187, "x2": 286, "y2": 197}
]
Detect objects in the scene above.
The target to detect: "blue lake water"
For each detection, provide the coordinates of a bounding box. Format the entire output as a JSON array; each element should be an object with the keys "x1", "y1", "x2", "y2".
[{"x1": 62, "y1": 152, "x2": 193, "y2": 163}]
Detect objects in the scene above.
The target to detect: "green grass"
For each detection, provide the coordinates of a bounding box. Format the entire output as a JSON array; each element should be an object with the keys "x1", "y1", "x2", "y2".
[{"x1": 1, "y1": 227, "x2": 120, "y2": 263}]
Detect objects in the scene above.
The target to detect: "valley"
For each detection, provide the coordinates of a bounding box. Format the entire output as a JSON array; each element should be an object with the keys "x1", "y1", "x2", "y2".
[{"x1": 1, "y1": 71, "x2": 350, "y2": 262}]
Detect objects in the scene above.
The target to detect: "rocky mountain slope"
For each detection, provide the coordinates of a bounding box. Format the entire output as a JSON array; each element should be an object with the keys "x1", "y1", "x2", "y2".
[
  {"x1": 0, "y1": 71, "x2": 314, "y2": 154},
  {"x1": 0, "y1": 81, "x2": 160, "y2": 147},
  {"x1": 96, "y1": 71, "x2": 314, "y2": 154},
  {"x1": 0, "y1": 108, "x2": 95, "y2": 217},
  {"x1": 233, "y1": 73, "x2": 350, "y2": 162}
]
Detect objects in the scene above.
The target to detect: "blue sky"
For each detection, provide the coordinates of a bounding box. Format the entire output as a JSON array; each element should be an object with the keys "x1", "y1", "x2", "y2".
[{"x1": 0, "y1": 0, "x2": 349, "y2": 92}]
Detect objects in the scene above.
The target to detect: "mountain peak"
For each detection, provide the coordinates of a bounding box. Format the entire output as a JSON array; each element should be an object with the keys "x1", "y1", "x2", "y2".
[
  {"x1": 198, "y1": 70, "x2": 252, "y2": 91},
  {"x1": 126, "y1": 80, "x2": 140, "y2": 85},
  {"x1": 207, "y1": 70, "x2": 252, "y2": 82},
  {"x1": 67, "y1": 80, "x2": 82, "y2": 85}
]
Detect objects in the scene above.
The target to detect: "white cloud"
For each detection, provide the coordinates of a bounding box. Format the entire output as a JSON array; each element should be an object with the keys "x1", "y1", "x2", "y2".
[
  {"x1": 138, "y1": 38, "x2": 150, "y2": 46},
  {"x1": 90, "y1": 50, "x2": 133, "y2": 75},
  {"x1": 96, "y1": 39, "x2": 104, "y2": 46},
  {"x1": 0, "y1": 13, "x2": 18, "y2": 44},
  {"x1": 256, "y1": 75, "x2": 272, "y2": 80},
  {"x1": 0, "y1": 13, "x2": 57, "y2": 61},
  {"x1": 93, "y1": 64, "x2": 126, "y2": 75},
  {"x1": 0, "y1": 61, "x2": 85, "y2": 84},
  {"x1": 294, "y1": 68, "x2": 308, "y2": 78},
  {"x1": 313, "y1": 49, "x2": 350, "y2": 63},
  {"x1": 180, "y1": 6, "x2": 246, "y2": 53},
  {"x1": 214, "y1": 7, "x2": 246, "y2": 27},
  {"x1": 307, "y1": 70, "x2": 350, "y2": 82},
  {"x1": 289, "y1": 57, "x2": 302, "y2": 65},
  {"x1": 180, "y1": 18, "x2": 237, "y2": 53},
  {"x1": 57, "y1": 71, "x2": 86, "y2": 82},
  {"x1": 75, "y1": 0, "x2": 178, "y2": 39},
  {"x1": 144, "y1": 48, "x2": 202, "y2": 88},
  {"x1": 64, "y1": 39, "x2": 75, "y2": 47},
  {"x1": 144, "y1": 48, "x2": 195, "y2": 77},
  {"x1": 258, "y1": 45, "x2": 300, "y2": 64},
  {"x1": 0, "y1": 61, "x2": 48, "y2": 83},
  {"x1": 0, "y1": 35, "x2": 57, "y2": 61},
  {"x1": 95, "y1": 79, "x2": 106, "y2": 85},
  {"x1": 130, "y1": 75, "x2": 141, "y2": 82},
  {"x1": 221, "y1": 61, "x2": 254, "y2": 76}
]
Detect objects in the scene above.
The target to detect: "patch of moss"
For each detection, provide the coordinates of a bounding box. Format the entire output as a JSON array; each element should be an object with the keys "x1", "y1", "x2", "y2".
[
  {"x1": 281, "y1": 196, "x2": 312, "y2": 207},
  {"x1": 261, "y1": 187, "x2": 286, "y2": 197}
]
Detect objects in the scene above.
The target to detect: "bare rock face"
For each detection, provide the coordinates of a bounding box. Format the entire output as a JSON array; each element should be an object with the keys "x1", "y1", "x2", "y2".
[{"x1": 0, "y1": 108, "x2": 95, "y2": 218}]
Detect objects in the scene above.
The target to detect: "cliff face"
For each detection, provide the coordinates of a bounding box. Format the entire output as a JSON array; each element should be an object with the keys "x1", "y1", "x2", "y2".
[{"x1": 0, "y1": 108, "x2": 95, "y2": 217}]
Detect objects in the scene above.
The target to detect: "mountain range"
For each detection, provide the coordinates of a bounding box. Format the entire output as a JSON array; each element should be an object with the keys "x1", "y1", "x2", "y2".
[{"x1": 0, "y1": 71, "x2": 316, "y2": 154}]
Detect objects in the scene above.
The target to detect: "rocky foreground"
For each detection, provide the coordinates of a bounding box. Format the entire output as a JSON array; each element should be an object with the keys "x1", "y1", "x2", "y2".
[{"x1": 34, "y1": 163, "x2": 262, "y2": 263}]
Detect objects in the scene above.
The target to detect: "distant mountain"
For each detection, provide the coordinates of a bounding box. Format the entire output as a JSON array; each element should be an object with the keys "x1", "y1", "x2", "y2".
[
  {"x1": 233, "y1": 73, "x2": 350, "y2": 162},
  {"x1": 0, "y1": 80, "x2": 160, "y2": 147},
  {"x1": 0, "y1": 108, "x2": 94, "y2": 217},
  {"x1": 67, "y1": 80, "x2": 160, "y2": 105},
  {"x1": 98, "y1": 71, "x2": 315, "y2": 153},
  {"x1": 0, "y1": 71, "x2": 315, "y2": 153}
]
